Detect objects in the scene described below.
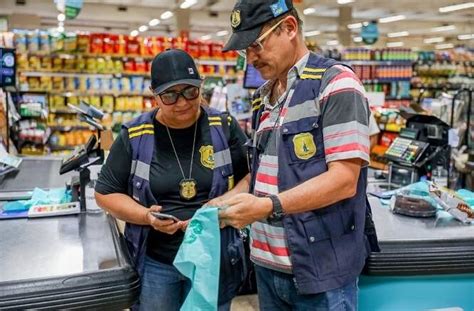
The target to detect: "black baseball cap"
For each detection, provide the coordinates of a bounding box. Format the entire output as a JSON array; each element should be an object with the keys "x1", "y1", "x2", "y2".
[
  {"x1": 223, "y1": 0, "x2": 293, "y2": 52},
  {"x1": 150, "y1": 49, "x2": 202, "y2": 95}
]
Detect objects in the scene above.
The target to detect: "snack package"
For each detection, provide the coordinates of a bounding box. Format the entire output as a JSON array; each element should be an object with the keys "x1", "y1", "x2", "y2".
[
  {"x1": 428, "y1": 182, "x2": 474, "y2": 223},
  {"x1": 52, "y1": 56, "x2": 63, "y2": 71},
  {"x1": 40, "y1": 56, "x2": 52, "y2": 71},
  {"x1": 103, "y1": 34, "x2": 117, "y2": 55},
  {"x1": 50, "y1": 32, "x2": 64, "y2": 52},
  {"x1": 28, "y1": 55, "x2": 41, "y2": 71},
  {"x1": 102, "y1": 95, "x2": 114, "y2": 111},
  {"x1": 38, "y1": 31, "x2": 51, "y2": 53},
  {"x1": 115, "y1": 35, "x2": 126, "y2": 55},
  {"x1": 64, "y1": 57, "x2": 76, "y2": 71},
  {"x1": 96, "y1": 57, "x2": 106, "y2": 73},
  {"x1": 14, "y1": 30, "x2": 28, "y2": 53},
  {"x1": 40, "y1": 76, "x2": 53, "y2": 91},
  {"x1": 64, "y1": 32, "x2": 77, "y2": 52},
  {"x1": 90, "y1": 33, "x2": 104, "y2": 54},
  {"x1": 86, "y1": 57, "x2": 97, "y2": 72},
  {"x1": 17, "y1": 53, "x2": 29, "y2": 71},
  {"x1": 52, "y1": 77, "x2": 64, "y2": 91},
  {"x1": 27, "y1": 31, "x2": 40, "y2": 53},
  {"x1": 77, "y1": 33, "x2": 90, "y2": 54},
  {"x1": 126, "y1": 36, "x2": 141, "y2": 55}
]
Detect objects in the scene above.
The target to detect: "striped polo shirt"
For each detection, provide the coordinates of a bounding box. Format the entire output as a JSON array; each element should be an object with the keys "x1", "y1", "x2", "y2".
[{"x1": 250, "y1": 54, "x2": 370, "y2": 274}]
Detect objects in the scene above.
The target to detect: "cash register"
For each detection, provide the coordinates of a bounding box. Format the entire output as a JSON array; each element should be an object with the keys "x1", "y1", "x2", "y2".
[
  {"x1": 385, "y1": 114, "x2": 451, "y2": 187},
  {"x1": 60, "y1": 101, "x2": 105, "y2": 210}
]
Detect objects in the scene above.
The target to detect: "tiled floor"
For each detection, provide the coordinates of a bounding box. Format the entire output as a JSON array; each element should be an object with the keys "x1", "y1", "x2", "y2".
[{"x1": 230, "y1": 295, "x2": 259, "y2": 311}]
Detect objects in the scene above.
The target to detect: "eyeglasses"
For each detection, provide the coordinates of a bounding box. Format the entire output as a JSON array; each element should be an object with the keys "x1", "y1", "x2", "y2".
[
  {"x1": 157, "y1": 85, "x2": 200, "y2": 105},
  {"x1": 237, "y1": 18, "x2": 286, "y2": 58}
]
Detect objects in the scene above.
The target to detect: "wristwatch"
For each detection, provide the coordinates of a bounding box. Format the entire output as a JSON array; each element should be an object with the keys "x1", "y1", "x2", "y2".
[{"x1": 267, "y1": 195, "x2": 285, "y2": 221}]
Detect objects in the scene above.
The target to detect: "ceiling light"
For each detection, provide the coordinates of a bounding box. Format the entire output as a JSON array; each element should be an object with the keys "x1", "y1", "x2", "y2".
[
  {"x1": 161, "y1": 11, "x2": 173, "y2": 20},
  {"x1": 303, "y1": 8, "x2": 316, "y2": 15},
  {"x1": 387, "y1": 31, "x2": 409, "y2": 38},
  {"x1": 201, "y1": 34, "x2": 212, "y2": 41},
  {"x1": 57, "y1": 13, "x2": 65, "y2": 22},
  {"x1": 347, "y1": 22, "x2": 363, "y2": 29},
  {"x1": 304, "y1": 30, "x2": 321, "y2": 37},
  {"x1": 424, "y1": 37, "x2": 445, "y2": 44},
  {"x1": 458, "y1": 33, "x2": 474, "y2": 40},
  {"x1": 431, "y1": 25, "x2": 456, "y2": 32},
  {"x1": 439, "y1": 2, "x2": 474, "y2": 13},
  {"x1": 435, "y1": 43, "x2": 454, "y2": 49},
  {"x1": 337, "y1": 0, "x2": 355, "y2": 4},
  {"x1": 138, "y1": 25, "x2": 148, "y2": 32},
  {"x1": 130, "y1": 30, "x2": 139, "y2": 36},
  {"x1": 379, "y1": 15, "x2": 406, "y2": 23},
  {"x1": 327, "y1": 40, "x2": 339, "y2": 46},
  {"x1": 216, "y1": 30, "x2": 229, "y2": 37},
  {"x1": 353, "y1": 36, "x2": 362, "y2": 42},
  {"x1": 57, "y1": 25, "x2": 64, "y2": 32},
  {"x1": 180, "y1": 0, "x2": 197, "y2": 9},
  {"x1": 387, "y1": 41, "x2": 404, "y2": 47},
  {"x1": 149, "y1": 19, "x2": 160, "y2": 26}
]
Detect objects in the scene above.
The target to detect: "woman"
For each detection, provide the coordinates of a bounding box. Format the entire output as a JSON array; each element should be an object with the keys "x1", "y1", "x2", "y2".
[{"x1": 95, "y1": 49, "x2": 250, "y2": 311}]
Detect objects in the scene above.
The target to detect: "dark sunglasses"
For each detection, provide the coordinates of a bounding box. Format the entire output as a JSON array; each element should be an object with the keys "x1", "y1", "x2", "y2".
[{"x1": 157, "y1": 86, "x2": 200, "y2": 105}]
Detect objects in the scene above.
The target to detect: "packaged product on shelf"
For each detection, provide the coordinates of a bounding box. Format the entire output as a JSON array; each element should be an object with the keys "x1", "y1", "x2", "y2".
[
  {"x1": 115, "y1": 97, "x2": 125, "y2": 111},
  {"x1": 18, "y1": 75, "x2": 29, "y2": 91},
  {"x1": 52, "y1": 76, "x2": 64, "y2": 91},
  {"x1": 115, "y1": 35, "x2": 127, "y2": 55},
  {"x1": 100, "y1": 78, "x2": 112, "y2": 92},
  {"x1": 135, "y1": 59, "x2": 147, "y2": 73},
  {"x1": 210, "y1": 42, "x2": 224, "y2": 60},
  {"x1": 131, "y1": 76, "x2": 144, "y2": 93},
  {"x1": 187, "y1": 40, "x2": 200, "y2": 59},
  {"x1": 124, "y1": 58, "x2": 135, "y2": 73},
  {"x1": 64, "y1": 33, "x2": 78, "y2": 52},
  {"x1": 50, "y1": 32, "x2": 64, "y2": 52},
  {"x1": 27, "y1": 77, "x2": 40, "y2": 90},
  {"x1": 199, "y1": 41, "x2": 212, "y2": 60},
  {"x1": 96, "y1": 57, "x2": 107, "y2": 73},
  {"x1": 78, "y1": 77, "x2": 88, "y2": 92},
  {"x1": 111, "y1": 78, "x2": 121, "y2": 92},
  {"x1": 40, "y1": 76, "x2": 52, "y2": 91},
  {"x1": 13, "y1": 30, "x2": 28, "y2": 53},
  {"x1": 102, "y1": 95, "x2": 114, "y2": 111},
  {"x1": 65, "y1": 77, "x2": 76, "y2": 91},
  {"x1": 67, "y1": 96, "x2": 80, "y2": 106},
  {"x1": 52, "y1": 56, "x2": 63, "y2": 71},
  {"x1": 77, "y1": 33, "x2": 90, "y2": 54},
  {"x1": 40, "y1": 56, "x2": 52, "y2": 71},
  {"x1": 143, "y1": 37, "x2": 154, "y2": 57},
  {"x1": 26, "y1": 31, "x2": 40, "y2": 53},
  {"x1": 121, "y1": 77, "x2": 131, "y2": 92},
  {"x1": 28, "y1": 55, "x2": 41, "y2": 71},
  {"x1": 114, "y1": 59, "x2": 124, "y2": 72},
  {"x1": 17, "y1": 53, "x2": 29, "y2": 70},
  {"x1": 63, "y1": 57, "x2": 76, "y2": 71},
  {"x1": 89, "y1": 96, "x2": 101, "y2": 108},
  {"x1": 103, "y1": 34, "x2": 117, "y2": 55},
  {"x1": 86, "y1": 57, "x2": 97, "y2": 72},
  {"x1": 126, "y1": 36, "x2": 141, "y2": 55},
  {"x1": 105, "y1": 58, "x2": 115, "y2": 73},
  {"x1": 76, "y1": 56, "x2": 86, "y2": 71},
  {"x1": 38, "y1": 31, "x2": 51, "y2": 53},
  {"x1": 90, "y1": 33, "x2": 104, "y2": 54},
  {"x1": 90, "y1": 77, "x2": 101, "y2": 91}
]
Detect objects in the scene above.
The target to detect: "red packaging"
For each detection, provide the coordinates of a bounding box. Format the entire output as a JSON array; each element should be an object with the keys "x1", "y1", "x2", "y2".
[
  {"x1": 173, "y1": 37, "x2": 186, "y2": 51},
  {"x1": 103, "y1": 34, "x2": 118, "y2": 55},
  {"x1": 380, "y1": 132, "x2": 399, "y2": 147},
  {"x1": 163, "y1": 37, "x2": 173, "y2": 51},
  {"x1": 135, "y1": 59, "x2": 147, "y2": 73},
  {"x1": 115, "y1": 35, "x2": 126, "y2": 55},
  {"x1": 210, "y1": 42, "x2": 224, "y2": 60},
  {"x1": 143, "y1": 37, "x2": 154, "y2": 57},
  {"x1": 187, "y1": 40, "x2": 200, "y2": 59},
  {"x1": 199, "y1": 41, "x2": 211, "y2": 59},
  {"x1": 126, "y1": 36, "x2": 141, "y2": 55},
  {"x1": 124, "y1": 59, "x2": 135, "y2": 72},
  {"x1": 90, "y1": 33, "x2": 104, "y2": 54}
]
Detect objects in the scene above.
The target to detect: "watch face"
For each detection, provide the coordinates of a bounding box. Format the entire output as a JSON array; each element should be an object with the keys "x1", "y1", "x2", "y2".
[{"x1": 3, "y1": 53, "x2": 14, "y2": 67}]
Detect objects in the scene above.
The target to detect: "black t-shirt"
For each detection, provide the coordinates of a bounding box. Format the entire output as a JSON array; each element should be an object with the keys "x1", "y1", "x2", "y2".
[{"x1": 95, "y1": 109, "x2": 249, "y2": 264}]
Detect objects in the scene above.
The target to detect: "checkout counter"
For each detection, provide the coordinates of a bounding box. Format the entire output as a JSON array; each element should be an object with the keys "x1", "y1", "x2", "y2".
[
  {"x1": 359, "y1": 174, "x2": 474, "y2": 310},
  {"x1": 0, "y1": 157, "x2": 139, "y2": 310}
]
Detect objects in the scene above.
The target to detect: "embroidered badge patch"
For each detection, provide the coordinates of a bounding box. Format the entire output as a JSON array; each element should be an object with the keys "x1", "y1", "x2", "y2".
[
  {"x1": 292, "y1": 132, "x2": 317, "y2": 160},
  {"x1": 199, "y1": 145, "x2": 215, "y2": 169},
  {"x1": 270, "y1": 0, "x2": 288, "y2": 17},
  {"x1": 231, "y1": 10, "x2": 241, "y2": 28}
]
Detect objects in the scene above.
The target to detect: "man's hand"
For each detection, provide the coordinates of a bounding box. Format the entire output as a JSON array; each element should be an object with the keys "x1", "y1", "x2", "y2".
[
  {"x1": 219, "y1": 193, "x2": 273, "y2": 229},
  {"x1": 146, "y1": 205, "x2": 186, "y2": 235}
]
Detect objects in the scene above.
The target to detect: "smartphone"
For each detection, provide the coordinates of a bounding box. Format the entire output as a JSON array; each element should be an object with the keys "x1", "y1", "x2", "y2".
[{"x1": 150, "y1": 212, "x2": 180, "y2": 222}]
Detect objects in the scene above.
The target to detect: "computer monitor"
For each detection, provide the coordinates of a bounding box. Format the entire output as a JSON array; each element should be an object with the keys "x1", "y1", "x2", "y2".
[{"x1": 243, "y1": 64, "x2": 266, "y2": 89}]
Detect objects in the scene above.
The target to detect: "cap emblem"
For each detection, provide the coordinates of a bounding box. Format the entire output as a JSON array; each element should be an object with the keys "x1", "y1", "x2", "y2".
[
  {"x1": 188, "y1": 68, "x2": 194, "y2": 74},
  {"x1": 270, "y1": 0, "x2": 289, "y2": 17},
  {"x1": 231, "y1": 10, "x2": 241, "y2": 28}
]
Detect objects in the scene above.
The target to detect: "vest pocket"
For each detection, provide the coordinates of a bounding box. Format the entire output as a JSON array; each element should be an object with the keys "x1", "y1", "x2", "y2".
[
  {"x1": 219, "y1": 228, "x2": 245, "y2": 302},
  {"x1": 302, "y1": 208, "x2": 357, "y2": 279},
  {"x1": 281, "y1": 118, "x2": 324, "y2": 164}
]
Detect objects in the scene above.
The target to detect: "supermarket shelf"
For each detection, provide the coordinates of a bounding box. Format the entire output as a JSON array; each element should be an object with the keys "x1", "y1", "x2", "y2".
[
  {"x1": 416, "y1": 60, "x2": 474, "y2": 66},
  {"x1": 49, "y1": 125, "x2": 94, "y2": 131},
  {"x1": 20, "y1": 71, "x2": 114, "y2": 78},
  {"x1": 344, "y1": 60, "x2": 414, "y2": 66},
  {"x1": 47, "y1": 91, "x2": 154, "y2": 97},
  {"x1": 362, "y1": 78, "x2": 412, "y2": 83},
  {"x1": 411, "y1": 84, "x2": 473, "y2": 91},
  {"x1": 385, "y1": 96, "x2": 413, "y2": 100}
]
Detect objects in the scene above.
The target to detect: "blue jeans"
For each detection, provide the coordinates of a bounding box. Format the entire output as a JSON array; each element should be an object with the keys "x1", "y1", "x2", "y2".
[
  {"x1": 255, "y1": 265, "x2": 358, "y2": 311},
  {"x1": 139, "y1": 256, "x2": 231, "y2": 311}
]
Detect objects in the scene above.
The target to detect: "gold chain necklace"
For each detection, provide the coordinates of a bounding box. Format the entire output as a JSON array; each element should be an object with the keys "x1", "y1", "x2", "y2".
[{"x1": 165, "y1": 121, "x2": 198, "y2": 200}]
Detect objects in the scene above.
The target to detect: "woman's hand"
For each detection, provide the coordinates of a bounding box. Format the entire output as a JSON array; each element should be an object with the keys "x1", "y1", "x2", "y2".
[{"x1": 146, "y1": 205, "x2": 186, "y2": 235}]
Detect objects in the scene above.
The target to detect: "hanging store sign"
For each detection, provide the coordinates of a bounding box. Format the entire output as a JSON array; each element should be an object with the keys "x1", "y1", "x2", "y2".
[
  {"x1": 361, "y1": 21, "x2": 379, "y2": 45},
  {"x1": 55, "y1": 0, "x2": 84, "y2": 20},
  {"x1": 0, "y1": 48, "x2": 16, "y2": 87}
]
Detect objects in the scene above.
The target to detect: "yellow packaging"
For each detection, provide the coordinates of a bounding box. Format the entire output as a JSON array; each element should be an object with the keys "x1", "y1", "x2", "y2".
[
  {"x1": 65, "y1": 77, "x2": 75, "y2": 91},
  {"x1": 52, "y1": 57, "x2": 63, "y2": 71},
  {"x1": 96, "y1": 57, "x2": 106, "y2": 73},
  {"x1": 28, "y1": 55, "x2": 41, "y2": 71},
  {"x1": 40, "y1": 76, "x2": 52, "y2": 91},
  {"x1": 52, "y1": 77, "x2": 64, "y2": 91},
  {"x1": 76, "y1": 56, "x2": 86, "y2": 72},
  {"x1": 86, "y1": 58, "x2": 97, "y2": 72},
  {"x1": 40, "y1": 56, "x2": 52, "y2": 71},
  {"x1": 102, "y1": 95, "x2": 114, "y2": 112},
  {"x1": 27, "y1": 77, "x2": 40, "y2": 90},
  {"x1": 64, "y1": 57, "x2": 76, "y2": 71},
  {"x1": 78, "y1": 77, "x2": 88, "y2": 92}
]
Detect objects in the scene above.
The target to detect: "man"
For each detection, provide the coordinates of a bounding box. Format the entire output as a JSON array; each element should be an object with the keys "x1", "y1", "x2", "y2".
[{"x1": 218, "y1": 0, "x2": 379, "y2": 310}]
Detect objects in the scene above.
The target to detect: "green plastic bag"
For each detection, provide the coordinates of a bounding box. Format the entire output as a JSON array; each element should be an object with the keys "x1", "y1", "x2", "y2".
[{"x1": 173, "y1": 207, "x2": 221, "y2": 311}]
